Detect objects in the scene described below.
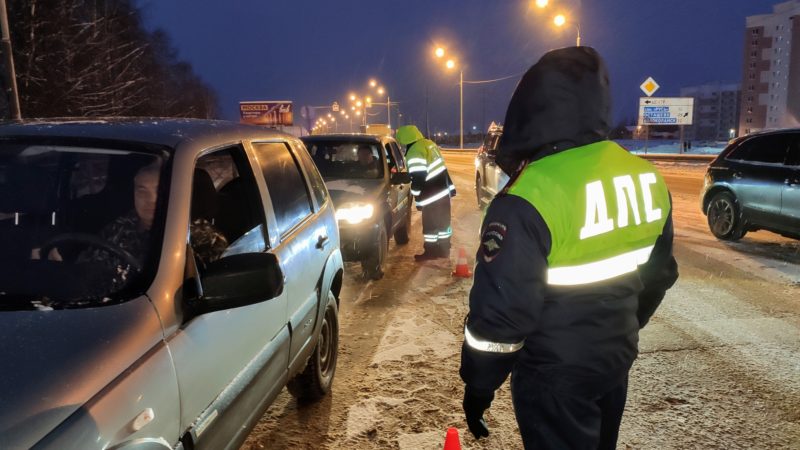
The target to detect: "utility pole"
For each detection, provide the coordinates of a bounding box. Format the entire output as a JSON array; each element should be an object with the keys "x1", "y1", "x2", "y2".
[
  {"x1": 459, "y1": 70, "x2": 464, "y2": 150},
  {"x1": 0, "y1": 0, "x2": 20, "y2": 120},
  {"x1": 425, "y1": 84, "x2": 430, "y2": 138}
]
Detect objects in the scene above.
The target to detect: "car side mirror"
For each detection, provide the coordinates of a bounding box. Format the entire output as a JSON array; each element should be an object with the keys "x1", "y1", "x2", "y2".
[
  {"x1": 391, "y1": 171, "x2": 410, "y2": 184},
  {"x1": 191, "y1": 252, "x2": 284, "y2": 315}
]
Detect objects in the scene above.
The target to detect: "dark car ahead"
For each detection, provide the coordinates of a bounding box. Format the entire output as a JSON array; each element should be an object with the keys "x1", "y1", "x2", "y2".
[
  {"x1": 701, "y1": 128, "x2": 800, "y2": 241},
  {"x1": 0, "y1": 119, "x2": 343, "y2": 450},
  {"x1": 475, "y1": 122, "x2": 509, "y2": 208},
  {"x1": 301, "y1": 134, "x2": 412, "y2": 279}
]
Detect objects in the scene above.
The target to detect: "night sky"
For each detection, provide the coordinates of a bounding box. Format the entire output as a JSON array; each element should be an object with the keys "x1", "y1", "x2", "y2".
[{"x1": 139, "y1": 0, "x2": 771, "y2": 134}]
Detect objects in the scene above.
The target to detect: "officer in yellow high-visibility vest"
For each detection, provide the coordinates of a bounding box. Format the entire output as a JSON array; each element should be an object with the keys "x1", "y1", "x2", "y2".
[
  {"x1": 459, "y1": 47, "x2": 679, "y2": 449},
  {"x1": 396, "y1": 125, "x2": 456, "y2": 260}
]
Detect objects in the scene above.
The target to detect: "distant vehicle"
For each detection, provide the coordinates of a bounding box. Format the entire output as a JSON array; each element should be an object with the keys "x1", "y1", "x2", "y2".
[
  {"x1": 701, "y1": 128, "x2": 800, "y2": 241},
  {"x1": 475, "y1": 122, "x2": 509, "y2": 208},
  {"x1": 302, "y1": 134, "x2": 412, "y2": 279},
  {"x1": 0, "y1": 119, "x2": 343, "y2": 449}
]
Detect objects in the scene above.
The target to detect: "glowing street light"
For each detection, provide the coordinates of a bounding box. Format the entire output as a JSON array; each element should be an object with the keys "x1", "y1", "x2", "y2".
[
  {"x1": 356, "y1": 100, "x2": 363, "y2": 107},
  {"x1": 553, "y1": 13, "x2": 581, "y2": 46},
  {"x1": 349, "y1": 94, "x2": 356, "y2": 101},
  {"x1": 535, "y1": 0, "x2": 548, "y2": 8},
  {"x1": 369, "y1": 79, "x2": 377, "y2": 88},
  {"x1": 377, "y1": 87, "x2": 385, "y2": 95},
  {"x1": 432, "y1": 46, "x2": 465, "y2": 149}
]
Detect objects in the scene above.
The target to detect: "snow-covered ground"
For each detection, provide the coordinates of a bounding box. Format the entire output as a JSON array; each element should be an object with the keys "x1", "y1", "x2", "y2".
[{"x1": 617, "y1": 139, "x2": 727, "y2": 155}]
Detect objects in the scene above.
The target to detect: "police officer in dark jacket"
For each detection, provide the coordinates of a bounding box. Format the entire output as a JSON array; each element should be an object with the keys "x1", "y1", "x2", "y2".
[{"x1": 459, "y1": 46, "x2": 679, "y2": 449}]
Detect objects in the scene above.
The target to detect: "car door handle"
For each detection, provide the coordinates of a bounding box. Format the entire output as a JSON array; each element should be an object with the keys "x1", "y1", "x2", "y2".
[
  {"x1": 786, "y1": 178, "x2": 800, "y2": 187},
  {"x1": 733, "y1": 172, "x2": 742, "y2": 179},
  {"x1": 316, "y1": 235, "x2": 330, "y2": 249}
]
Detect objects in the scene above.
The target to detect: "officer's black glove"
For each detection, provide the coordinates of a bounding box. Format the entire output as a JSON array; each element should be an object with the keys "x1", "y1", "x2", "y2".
[{"x1": 463, "y1": 386, "x2": 493, "y2": 439}]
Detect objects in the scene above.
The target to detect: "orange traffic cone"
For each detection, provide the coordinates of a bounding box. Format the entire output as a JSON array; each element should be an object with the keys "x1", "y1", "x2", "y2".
[
  {"x1": 452, "y1": 248, "x2": 472, "y2": 278},
  {"x1": 443, "y1": 427, "x2": 461, "y2": 450}
]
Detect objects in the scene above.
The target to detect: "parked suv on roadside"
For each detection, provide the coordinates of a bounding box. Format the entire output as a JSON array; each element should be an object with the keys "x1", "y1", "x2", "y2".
[
  {"x1": 0, "y1": 119, "x2": 344, "y2": 450},
  {"x1": 301, "y1": 134, "x2": 412, "y2": 279},
  {"x1": 701, "y1": 128, "x2": 800, "y2": 241},
  {"x1": 475, "y1": 122, "x2": 509, "y2": 208}
]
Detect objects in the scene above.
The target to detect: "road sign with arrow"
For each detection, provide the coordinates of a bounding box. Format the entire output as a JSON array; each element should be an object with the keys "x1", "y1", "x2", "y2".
[{"x1": 638, "y1": 97, "x2": 694, "y2": 125}]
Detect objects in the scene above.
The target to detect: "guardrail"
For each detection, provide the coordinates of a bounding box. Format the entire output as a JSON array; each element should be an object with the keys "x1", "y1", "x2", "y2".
[{"x1": 441, "y1": 147, "x2": 715, "y2": 163}]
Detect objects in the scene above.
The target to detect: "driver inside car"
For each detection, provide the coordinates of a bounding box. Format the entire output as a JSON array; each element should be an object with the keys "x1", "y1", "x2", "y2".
[
  {"x1": 72, "y1": 161, "x2": 162, "y2": 282},
  {"x1": 356, "y1": 144, "x2": 379, "y2": 176}
]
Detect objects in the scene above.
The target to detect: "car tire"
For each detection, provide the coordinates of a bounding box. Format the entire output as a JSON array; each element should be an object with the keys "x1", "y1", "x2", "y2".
[
  {"x1": 393, "y1": 202, "x2": 411, "y2": 245},
  {"x1": 287, "y1": 291, "x2": 339, "y2": 401},
  {"x1": 361, "y1": 221, "x2": 387, "y2": 280},
  {"x1": 707, "y1": 191, "x2": 746, "y2": 241}
]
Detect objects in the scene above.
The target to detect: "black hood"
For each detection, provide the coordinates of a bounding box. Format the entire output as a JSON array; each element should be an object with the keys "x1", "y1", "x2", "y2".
[{"x1": 496, "y1": 46, "x2": 611, "y2": 175}]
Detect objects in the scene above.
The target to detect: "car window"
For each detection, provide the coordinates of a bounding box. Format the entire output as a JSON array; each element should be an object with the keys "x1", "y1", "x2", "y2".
[
  {"x1": 389, "y1": 141, "x2": 406, "y2": 170},
  {"x1": 0, "y1": 142, "x2": 168, "y2": 309},
  {"x1": 193, "y1": 147, "x2": 267, "y2": 262},
  {"x1": 489, "y1": 134, "x2": 501, "y2": 152},
  {"x1": 294, "y1": 141, "x2": 329, "y2": 209},
  {"x1": 383, "y1": 142, "x2": 405, "y2": 173},
  {"x1": 726, "y1": 134, "x2": 790, "y2": 165},
  {"x1": 302, "y1": 140, "x2": 384, "y2": 180},
  {"x1": 787, "y1": 136, "x2": 800, "y2": 167},
  {"x1": 252, "y1": 142, "x2": 313, "y2": 236}
]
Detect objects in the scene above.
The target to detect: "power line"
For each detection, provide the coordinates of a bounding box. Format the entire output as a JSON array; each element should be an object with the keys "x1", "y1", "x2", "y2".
[{"x1": 463, "y1": 72, "x2": 524, "y2": 85}]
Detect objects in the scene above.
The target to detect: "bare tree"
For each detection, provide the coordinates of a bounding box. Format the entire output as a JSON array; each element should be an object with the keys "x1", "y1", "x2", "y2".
[{"x1": 4, "y1": 0, "x2": 218, "y2": 119}]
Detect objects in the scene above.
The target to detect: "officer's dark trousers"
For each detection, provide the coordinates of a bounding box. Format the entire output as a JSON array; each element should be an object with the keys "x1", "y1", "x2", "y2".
[
  {"x1": 421, "y1": 195, "x2": 451, "y2": 256},
  {"x1": 511, "y1": 370, "x2": 629, "y2": 450}
]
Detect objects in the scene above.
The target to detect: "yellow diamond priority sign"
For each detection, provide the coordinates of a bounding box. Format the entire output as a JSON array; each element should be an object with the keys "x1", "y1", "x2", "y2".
[{"x1": 640, "y1": 77, "x2": 660, "y2": 97}]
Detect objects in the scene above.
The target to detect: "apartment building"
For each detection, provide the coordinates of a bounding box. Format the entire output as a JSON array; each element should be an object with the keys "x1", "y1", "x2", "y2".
[
  {"x1": 681, "y1": 83, "x2": 741, "y2": 142},
  {"x1": 740, "y1": 0, "x2": 800, "y2": 135}
]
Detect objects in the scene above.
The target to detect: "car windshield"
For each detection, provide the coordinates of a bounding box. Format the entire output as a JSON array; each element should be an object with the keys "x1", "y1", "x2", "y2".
[
  {"x1": 0, "y1": 142, "x2": 169, "y2": 310},
  {"x1": 303, "y1": 140, "x2": 384, "y2": 180}
]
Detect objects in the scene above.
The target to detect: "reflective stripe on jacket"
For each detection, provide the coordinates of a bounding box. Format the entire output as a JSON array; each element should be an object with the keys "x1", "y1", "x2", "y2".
[{"x1": 405, "y1": 139, "x2": 455, "y2": 206}]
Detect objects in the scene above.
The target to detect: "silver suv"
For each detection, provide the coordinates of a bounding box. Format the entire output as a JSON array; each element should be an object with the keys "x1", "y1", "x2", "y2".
[
  {"x1": 475, "y1": 122, "x2": 509, "y2": 208},
  {"x1": 0, "y1": 119, "x2": 344, "y2": 449}
]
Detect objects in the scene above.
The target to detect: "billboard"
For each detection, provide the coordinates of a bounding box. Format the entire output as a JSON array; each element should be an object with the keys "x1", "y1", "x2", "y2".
[{"x1": 239, "y1": 101, "x2": 293, "y2": 126}]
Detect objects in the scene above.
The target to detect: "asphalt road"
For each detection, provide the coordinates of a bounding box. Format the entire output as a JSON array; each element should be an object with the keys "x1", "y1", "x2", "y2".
[{"x1": 242, "y1": 151, "x2": 799, "y2": 449}]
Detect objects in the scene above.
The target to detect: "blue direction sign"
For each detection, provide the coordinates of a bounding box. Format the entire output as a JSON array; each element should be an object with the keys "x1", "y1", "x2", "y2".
[{"x1": 637, "y1": 97, "x2": 694, "y2": 126}]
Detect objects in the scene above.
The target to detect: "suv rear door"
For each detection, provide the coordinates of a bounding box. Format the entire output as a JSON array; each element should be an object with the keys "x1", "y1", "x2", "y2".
[
  {"x1": 781, "y1": 136, "x2": 800, "y2": 232},
  {"x1": 250, "y1": 141, "x2": 328, "y2": 372}
]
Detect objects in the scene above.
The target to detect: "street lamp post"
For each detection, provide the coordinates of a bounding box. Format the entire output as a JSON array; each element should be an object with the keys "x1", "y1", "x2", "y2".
[
  {"x1": 438, "y1": 50, "x2": 465, "y2": 149},
  {"x1": 554, "y1": 14, "x2": 581, "y2": 46},
  {"x1": 459, "y1": 69, "x2": 463, "y2": 150}
]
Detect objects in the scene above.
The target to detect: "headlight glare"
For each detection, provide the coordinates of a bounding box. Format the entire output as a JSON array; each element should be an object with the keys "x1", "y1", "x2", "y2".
[{"x1": 335, "y1": 203, "x2": 374, "y2": 224}]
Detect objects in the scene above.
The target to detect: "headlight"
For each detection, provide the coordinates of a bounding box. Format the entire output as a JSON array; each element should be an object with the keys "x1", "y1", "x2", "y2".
[{"x1": 335, "y1": 203, "x2": 374, "y2": 224}]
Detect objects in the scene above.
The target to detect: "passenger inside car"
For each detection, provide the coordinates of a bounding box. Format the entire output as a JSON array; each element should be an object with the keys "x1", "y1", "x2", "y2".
[{"x1": 188, "y1": 168, "x2": 228, "y2": 269}]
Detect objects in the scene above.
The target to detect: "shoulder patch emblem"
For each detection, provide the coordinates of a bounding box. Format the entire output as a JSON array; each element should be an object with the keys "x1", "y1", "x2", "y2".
[{"x1": 481, "y1": 221, "x2": 507, "y2": 263}]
